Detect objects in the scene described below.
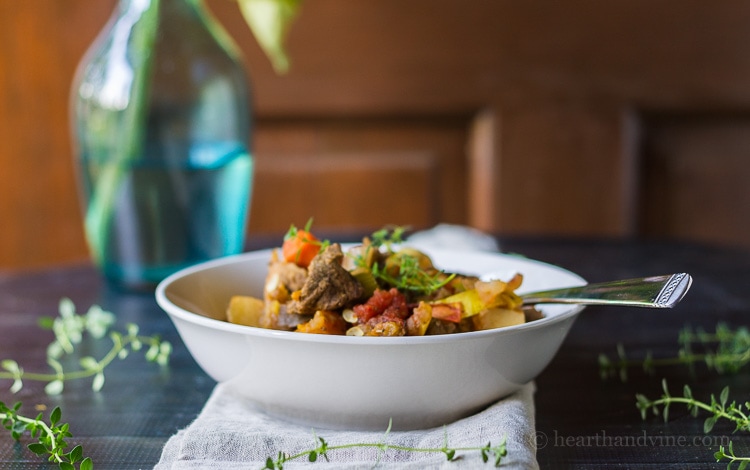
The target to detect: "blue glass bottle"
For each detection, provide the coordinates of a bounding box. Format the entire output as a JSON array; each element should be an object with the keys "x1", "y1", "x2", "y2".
[{"x1": 71, "y1": 0, "x2": 253, "y2": 290}]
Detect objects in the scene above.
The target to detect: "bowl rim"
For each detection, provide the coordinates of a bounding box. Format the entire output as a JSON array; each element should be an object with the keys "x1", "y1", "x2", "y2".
[{"x1": 155, "y1": 247, "x2": 587, "y2": 346}]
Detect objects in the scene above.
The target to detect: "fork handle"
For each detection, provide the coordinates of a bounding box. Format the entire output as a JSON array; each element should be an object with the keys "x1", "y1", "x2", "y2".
[{"x1": 520, "y1": 273, "x2": 692, "y2": 308}]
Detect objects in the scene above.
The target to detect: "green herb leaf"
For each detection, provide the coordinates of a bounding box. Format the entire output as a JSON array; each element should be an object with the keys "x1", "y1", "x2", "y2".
[
  {"x1": 50, "y1": 407, "x2": 61, "y2": 426},
  {"x1": 92, "y1": 372, "x2": 105, "y2": 392},
  {"x1": 237, "y1": 0, "x2": 302, "y2": 74},
  {"x1": 1, "y1": 360, "x2": 19, "y2": 373},
  {"x1": 704, "y1": 415, "x2": 718, "y2": 433},
  {"x1": 44, "y1": 380, "x2": 64, "y2": 395},
  {"x1": 27, "y1": 442, "x2": 47, "y2": 455},
  {"x1": 69, "y1": 445, "x2": 83, "y2": 463}
]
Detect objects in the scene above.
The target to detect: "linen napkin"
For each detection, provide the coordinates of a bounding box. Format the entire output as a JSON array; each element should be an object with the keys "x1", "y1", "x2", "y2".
[
  {"x1": 406, "y1": 223, "x2": 500, "y2": 253},
  {"x1": 155, "y1": 381, "x2": 538, "y2": 469},
  {"x1": 155, "y1": 225, "x2": 539, "y2": 469}
]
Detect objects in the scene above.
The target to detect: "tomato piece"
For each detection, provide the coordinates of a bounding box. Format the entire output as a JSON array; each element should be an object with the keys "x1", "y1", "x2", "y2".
[
  {"x1": 282, "y1": 227, "x2": 321, "y2": 268},
  {"x1": 353, "y1": 288, "x2": 408, "y2": 323}
]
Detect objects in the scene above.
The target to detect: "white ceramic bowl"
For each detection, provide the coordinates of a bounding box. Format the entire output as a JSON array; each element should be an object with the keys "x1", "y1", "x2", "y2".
[{"x1": 156, "y1": 247, "x2": 586, "y2": 431}]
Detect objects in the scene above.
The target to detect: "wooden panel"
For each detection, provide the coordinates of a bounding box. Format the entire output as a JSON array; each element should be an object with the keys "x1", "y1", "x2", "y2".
[
  {"x1": 248, "y1": 117, "x2": 469, "y2": 237},
  {"x1": 205, "y1": 0, "x2": 750, "y2": 114},
  {"x1": 468, "y1": 101, "x2": 639, "y2": 236},
  {"x1": 640, "y1": 115, "x2": 750, "y2": 248},
  {"x1": 0, "y1": 1, "x2": 113, "y2": 270},
  {"x1": 251, "y1": 151, "x2": 437, "y2": 235},
  {"x1": 5, "y1": 0, "x2": 750, "y2": 269}
]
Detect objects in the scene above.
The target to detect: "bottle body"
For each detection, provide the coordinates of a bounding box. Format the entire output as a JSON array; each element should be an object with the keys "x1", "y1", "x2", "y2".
[{"x1": 72, "y1": 0, "x2": 253, "y2": 289}]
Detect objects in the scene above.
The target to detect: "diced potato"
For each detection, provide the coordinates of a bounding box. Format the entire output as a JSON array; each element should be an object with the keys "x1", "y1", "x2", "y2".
[
  {"x1": 472, "y1": 307, "x2": 525, "y2": 331},
  {"x1": 226, "y1": 295, "x2": 265, "y2": 327}
]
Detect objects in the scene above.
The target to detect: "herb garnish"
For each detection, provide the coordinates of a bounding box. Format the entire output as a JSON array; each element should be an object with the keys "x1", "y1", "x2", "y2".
[
  {"x1": 262, "y1": 421, "x2": 508, "y2": 469},
  {"x1": 371, "y1": 254, "x2": 456, "y2": 295},
  {"x1": 0, "y1": 298, "x2": 171, "y2": 469},
  {"x1": 0, "y1": 402, "x2": 92, "y2": 470},
  {"x1": 355, "y1": 226, "x2": 456, "y2": 296},
  {"x1": 601, "y1": 323, "x2": 750, "y2": 467},
  {"x1": 636, "y1": 380, "x2": 750, "y2": 468},
  {"x1": 1, "y1": 298, "x2": 171, "y2": 394},
  {"x1": 599, "y1": 323, "x2": 750, "y2": 381},
  {"x1": 637, "y1": 379, "x2": 750, "y2": 433}
]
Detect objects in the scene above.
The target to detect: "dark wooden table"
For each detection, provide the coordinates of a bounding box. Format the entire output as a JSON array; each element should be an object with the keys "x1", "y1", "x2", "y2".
[{"x1": 1, "y1": 236, "x2": 749, "y2": 469}]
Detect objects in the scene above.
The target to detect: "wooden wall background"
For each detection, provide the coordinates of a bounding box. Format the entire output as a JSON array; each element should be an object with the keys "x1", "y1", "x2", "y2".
[{"x1": 3, "y1": 0, "x2": 750, "y2": 270}]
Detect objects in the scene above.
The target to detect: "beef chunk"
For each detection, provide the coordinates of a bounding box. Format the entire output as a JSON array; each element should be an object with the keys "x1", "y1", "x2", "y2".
[
  {"x1": 287, "y1": 243, "x2": 365, "y2": 314},
  {"x1": 265, "y1": 254, "x2": 308, "y2": 302}
]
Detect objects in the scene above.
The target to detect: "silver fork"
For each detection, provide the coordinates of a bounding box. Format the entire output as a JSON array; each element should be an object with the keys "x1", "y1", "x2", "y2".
[{"x1": 520, "y1": 273, "x2": 692, "y2": 308}]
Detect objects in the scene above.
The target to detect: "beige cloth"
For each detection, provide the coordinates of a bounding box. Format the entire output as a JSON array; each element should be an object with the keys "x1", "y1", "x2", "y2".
[{"x1": 155, "y1": 381, "x2": 538, "y2": 469}]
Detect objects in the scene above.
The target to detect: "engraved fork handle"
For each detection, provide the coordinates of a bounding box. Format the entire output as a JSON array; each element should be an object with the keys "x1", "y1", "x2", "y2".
[{"x1": 521, "y1": 273, "x2": 692, "y2": 308}]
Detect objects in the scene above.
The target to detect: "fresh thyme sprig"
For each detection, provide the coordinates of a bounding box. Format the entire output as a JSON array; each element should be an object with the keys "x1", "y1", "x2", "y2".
[
  {"x1": 0, "y1": 297, "x2": 171, "y2": 394},
  {"x1": 599, "y1": 323, "x2": 750, "y2": 381},
  {"x1": 355, "y1": 226, "x2": 457, "y2": 296},
  {"x1": 715, "y1": 441, "x2": 750, "y2": 469},
  {"x1": 0, "y1": 298, "x2": 171, "y2": 468},
  {"x1": 262, "y1": 422, "x2": 508, "y2": 469},
  {"x1": 0, "y1": 401, "x2": 92, "y2": 470},
  {"x1": 636, "y1": 379, "x2": 750, "y2": 468},
  {"x1": 636, "y1": 379, "x2": 750, "y2": 432},
  {"x1": 371, "y1": 254, "x2": 456, "y2": 296}
]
